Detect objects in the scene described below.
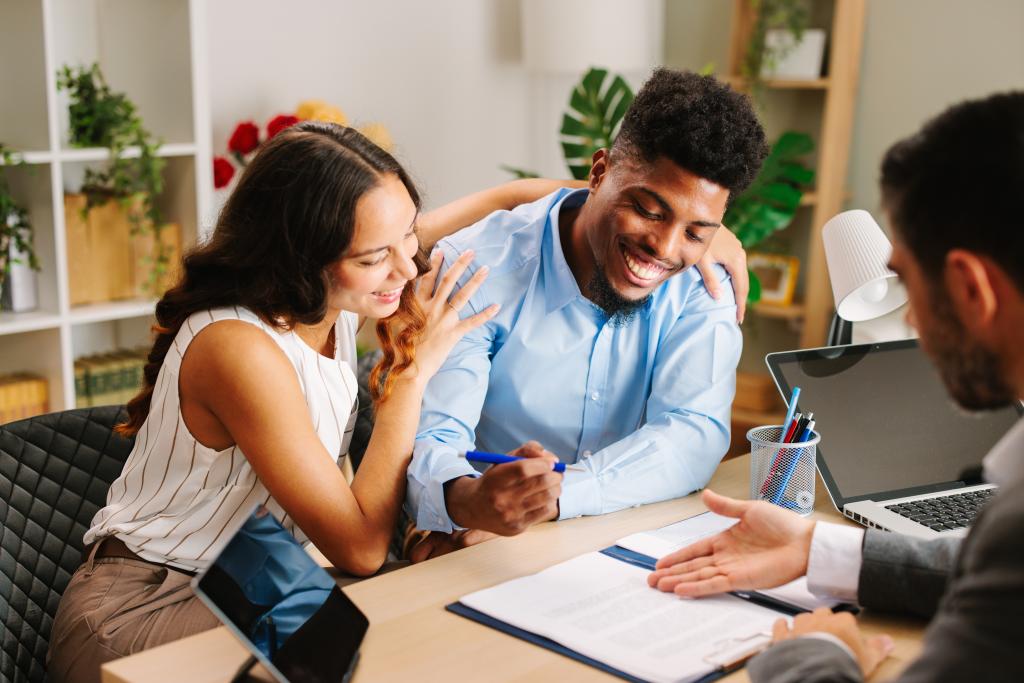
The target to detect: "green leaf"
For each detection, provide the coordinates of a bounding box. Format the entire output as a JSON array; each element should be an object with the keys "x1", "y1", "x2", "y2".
[
  {"x1": 559, "y1": 67, "x2": 634, "y2": 179},
  {"x1": 748, "y1": 269, "x2": 762, "y2": 304},
  {"x1": 724, "y1": 130, "x2": 815, "y2": 250}
]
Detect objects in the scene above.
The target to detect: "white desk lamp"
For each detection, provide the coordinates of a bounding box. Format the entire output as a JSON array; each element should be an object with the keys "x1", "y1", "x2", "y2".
[{"x1": 822, "y1": 210, "x2": 909, "y2": 345}]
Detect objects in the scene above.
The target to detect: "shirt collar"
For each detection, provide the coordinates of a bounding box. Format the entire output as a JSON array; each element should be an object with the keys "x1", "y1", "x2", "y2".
[
  {"x1": 982, "y1": 413, "x2": 1024, "y2": 487},
  {"x1": 542, "y1": 188, "x2": 589, "y2": 315},
  {"x1": 542, "y1": 188, "x2": 655, "y2": 319}
]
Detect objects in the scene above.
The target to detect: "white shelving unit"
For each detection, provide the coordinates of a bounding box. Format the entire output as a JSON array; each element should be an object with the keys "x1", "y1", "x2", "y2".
[{"x1": 0, "y1": 0, "x2": 212, "y2": 413}]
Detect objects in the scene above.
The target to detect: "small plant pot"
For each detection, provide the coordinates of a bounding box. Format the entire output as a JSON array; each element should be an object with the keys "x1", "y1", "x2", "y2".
[
  {"x1": 761, "y1": 28, "x2": 827, "y2": 80},
  {"x1": 0, "y1": 218, "x2": 39, "y2": 313}
]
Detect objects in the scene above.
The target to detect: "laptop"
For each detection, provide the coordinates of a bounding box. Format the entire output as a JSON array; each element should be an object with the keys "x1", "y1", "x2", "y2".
[
  {"x1": 765, "y1": 339, "x2": 1023, "y2": 538},
  {"x1": 192, "y1": 506, "x2": 368, "y2": 683}
]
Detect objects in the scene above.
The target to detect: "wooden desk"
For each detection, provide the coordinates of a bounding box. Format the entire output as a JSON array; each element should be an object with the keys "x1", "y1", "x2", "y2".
[{"x1": 102, "y1": 456, "x2": 927, "y2": 683}]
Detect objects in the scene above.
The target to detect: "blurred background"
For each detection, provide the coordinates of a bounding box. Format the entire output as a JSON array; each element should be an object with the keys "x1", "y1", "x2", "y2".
[{"x1": 1, "y1": 0, "x2": 1022, "y2": 452}]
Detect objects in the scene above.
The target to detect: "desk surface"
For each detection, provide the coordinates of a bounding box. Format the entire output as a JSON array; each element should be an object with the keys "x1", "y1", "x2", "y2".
[{"x1": 101, "y1": 456, "x2": 927, "y2": 683}]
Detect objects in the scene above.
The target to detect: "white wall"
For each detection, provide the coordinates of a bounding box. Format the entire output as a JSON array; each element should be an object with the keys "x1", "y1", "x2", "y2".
[
  {"x1": 664, "y1": 0, "x2": 1024, "y2": 222},
  {"x1": 207, "y1": 0, "x2": 532, "y2": 209},
  {"x1": 848, "y1": 0, "x2": 1024, "y2": 216},
  {"x1": 209, "y1": 1, "x2": 1024, "y2": 216}
]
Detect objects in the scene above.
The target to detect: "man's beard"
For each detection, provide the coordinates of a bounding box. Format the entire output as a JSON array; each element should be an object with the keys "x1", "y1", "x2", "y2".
[
  {"x1": 927, "y1": 292, "x2": 1014, "y2": 411},
  {"x1": 587, "y1": 264, "x2": 650, "y2": 327}
]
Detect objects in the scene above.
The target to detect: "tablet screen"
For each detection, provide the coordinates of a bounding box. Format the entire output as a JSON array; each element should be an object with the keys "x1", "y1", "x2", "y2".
[{"x1": 192, "y1": 507, "x2": 368, "y2": 683}]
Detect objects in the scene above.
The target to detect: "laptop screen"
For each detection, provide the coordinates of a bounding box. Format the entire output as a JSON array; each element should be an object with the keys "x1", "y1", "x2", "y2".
[
  {"x1": 191, "y1": 507, "x2": 368, "y2": 683},
  {"x1": 766, "y1": 340, "x2": 1022, "y2": 505}
]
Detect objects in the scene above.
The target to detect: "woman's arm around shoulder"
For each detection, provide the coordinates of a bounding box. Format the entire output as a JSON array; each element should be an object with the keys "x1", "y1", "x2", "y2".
[{"x1": 418, "y1": 178, "x2": 586, "y2": 250}]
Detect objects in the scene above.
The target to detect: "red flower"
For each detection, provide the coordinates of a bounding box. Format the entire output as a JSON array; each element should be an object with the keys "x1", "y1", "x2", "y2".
[
  {"x1": 267, "y1": 114, "x2": 300, "y2": 139},
  {"x1": 212, "y1": 156, "x2": 235, "y2": 189},
  {"x1": 228, "y1": 121, "x2": 260, "y2": 155}
]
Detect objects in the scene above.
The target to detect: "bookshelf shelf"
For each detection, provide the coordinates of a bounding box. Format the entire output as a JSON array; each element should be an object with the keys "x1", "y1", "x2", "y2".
[
  {"x1": 58, "y1": 142, "x2": 198, "y2": 163},
  {"x1": 0, "y1": 151, "x2": 55, "y2": 165},
  {"x1": 728, "y1": 0, "x2": 866, "y2": 348},
  {"x1": 0, "y1": 310, "x2": 63, "y2": 337},
  {"x1": 69, "y1": 299, "x2": 157, "y2": 325},
  {"x1": 0, "y1": 0, "x2": 211, "y2": 418}
]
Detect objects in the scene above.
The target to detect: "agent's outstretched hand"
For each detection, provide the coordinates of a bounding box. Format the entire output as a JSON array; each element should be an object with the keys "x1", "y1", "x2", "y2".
[{"x1": 647, "y1": 489, "x2": 815, "y2": 597}]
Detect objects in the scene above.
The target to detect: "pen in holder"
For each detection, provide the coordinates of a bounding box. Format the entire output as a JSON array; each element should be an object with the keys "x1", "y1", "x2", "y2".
[{"x1": 748, "y1": 425, "x2": 820, "y2": 516}]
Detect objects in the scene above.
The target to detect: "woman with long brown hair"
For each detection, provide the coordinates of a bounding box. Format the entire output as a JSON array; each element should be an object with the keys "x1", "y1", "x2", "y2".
[{"x1": 46, "y1": 121, "x2": 574, "y2": 681}]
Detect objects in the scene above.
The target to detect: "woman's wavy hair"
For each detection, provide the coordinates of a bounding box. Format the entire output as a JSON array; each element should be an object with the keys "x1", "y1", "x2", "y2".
[{"x1": 117, "y1": 121, "x2": 429, "y2": 437}]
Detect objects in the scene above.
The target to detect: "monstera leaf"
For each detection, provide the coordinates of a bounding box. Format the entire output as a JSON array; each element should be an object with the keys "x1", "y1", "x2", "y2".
[
  {"x1": 725, "y1": 131, "x2": 815, "y2": 249},
  {"x1": 559, "y1": 68, "x2": 635, "y2": 180},
  {"x1": 724, "y1": 131, "x2": 815, "y2": 302}
]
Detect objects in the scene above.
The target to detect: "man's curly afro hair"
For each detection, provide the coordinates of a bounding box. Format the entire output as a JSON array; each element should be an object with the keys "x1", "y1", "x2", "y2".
[{"x1": 613, "y1": 68, "x2": 768, "y2": 196}]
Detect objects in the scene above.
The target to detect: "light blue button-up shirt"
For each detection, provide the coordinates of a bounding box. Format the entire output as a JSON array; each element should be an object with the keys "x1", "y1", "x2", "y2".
[{"x1": 407, "y1": 188, "x2": 742, "y2": 532}]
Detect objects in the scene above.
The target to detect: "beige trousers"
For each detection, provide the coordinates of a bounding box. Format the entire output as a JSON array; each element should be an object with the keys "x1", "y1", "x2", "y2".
[{"x1": 46, "y1": 544, "x2": 220, "y2": 683}]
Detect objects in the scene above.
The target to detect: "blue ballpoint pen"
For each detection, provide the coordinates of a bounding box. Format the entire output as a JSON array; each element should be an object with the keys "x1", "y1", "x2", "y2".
[
  {"x1": 759, "y1": 386, "x2": 802, "y2": 497},
  {"x1": 460, "y1": 450, "x2": 585, "y2": 473}
]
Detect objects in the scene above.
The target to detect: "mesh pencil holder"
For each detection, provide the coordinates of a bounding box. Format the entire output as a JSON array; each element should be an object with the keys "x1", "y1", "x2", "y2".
[{"x1": 748, "y1": 425, "x2": 820, "y2": 516}]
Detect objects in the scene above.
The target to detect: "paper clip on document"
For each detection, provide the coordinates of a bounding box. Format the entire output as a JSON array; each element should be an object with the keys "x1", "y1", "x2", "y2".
[{"x1": 702, "y1": 631, "x2": 773, "y2": 672}]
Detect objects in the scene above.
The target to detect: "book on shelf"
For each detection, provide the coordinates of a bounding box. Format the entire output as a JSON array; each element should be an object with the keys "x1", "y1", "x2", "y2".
[
  {"x1": 0, "y1": 374, "x2": 49, "y2": 425},
  {"x1": 74, "y1": 348, "x2": 148, "y2": 408}
]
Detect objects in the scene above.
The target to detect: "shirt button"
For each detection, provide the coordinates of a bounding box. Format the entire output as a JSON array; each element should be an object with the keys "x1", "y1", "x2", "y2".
[
  {"x1": 582, "y1": 450, "x2": 592, "y2": 459},
  {"x1": 590, "y1": 391, "x2": 599, "y2": 401}
]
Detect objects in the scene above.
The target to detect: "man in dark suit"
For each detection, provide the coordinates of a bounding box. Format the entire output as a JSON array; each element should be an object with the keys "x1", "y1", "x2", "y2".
[{"x1": 647, "y1": 90, "x2": 1024, "y2": 682}]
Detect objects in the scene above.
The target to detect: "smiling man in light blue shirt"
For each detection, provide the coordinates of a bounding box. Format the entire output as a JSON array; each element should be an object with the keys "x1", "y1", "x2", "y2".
[{"x1": 406, "y1": 70, "x2": 768, "y2": 554}]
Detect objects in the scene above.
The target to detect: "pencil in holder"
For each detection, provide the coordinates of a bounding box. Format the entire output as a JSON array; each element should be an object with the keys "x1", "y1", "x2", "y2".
[{"x1": 748, "y1": 425, "x2": 820, "y2": 516}]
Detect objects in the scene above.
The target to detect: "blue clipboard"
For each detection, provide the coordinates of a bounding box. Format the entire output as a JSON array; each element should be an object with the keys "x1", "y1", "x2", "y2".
[{"x1": 444, "y1": 544, "x2": 833, "y2": 683}]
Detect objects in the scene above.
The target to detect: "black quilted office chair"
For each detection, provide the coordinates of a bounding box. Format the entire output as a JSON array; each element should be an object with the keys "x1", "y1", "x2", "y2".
[{"x1": 0, "y1": 406, "x2": 134, "y2": 683}]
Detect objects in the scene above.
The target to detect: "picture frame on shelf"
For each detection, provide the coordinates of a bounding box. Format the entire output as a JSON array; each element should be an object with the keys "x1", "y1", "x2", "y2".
[{"x1": 748, "y1": 253, "x2": 800, "y2": 306}]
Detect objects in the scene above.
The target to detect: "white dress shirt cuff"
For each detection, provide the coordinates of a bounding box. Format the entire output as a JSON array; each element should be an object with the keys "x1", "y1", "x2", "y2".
[
  {"x1": 557, "y1": 470, "x2": 602, "y2": 519},
  {"x1": 806, "y1": 522, "x2": 865, "y2": 603}
]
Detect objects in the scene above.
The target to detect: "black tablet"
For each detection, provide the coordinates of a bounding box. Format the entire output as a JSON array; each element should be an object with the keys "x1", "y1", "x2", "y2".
[{"x1": 192, "y1": 506, "x2": 368, "y2": 683}]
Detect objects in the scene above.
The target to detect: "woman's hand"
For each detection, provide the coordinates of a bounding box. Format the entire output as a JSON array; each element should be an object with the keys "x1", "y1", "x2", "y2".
[
  {"x1": 695, "y1": 227, "x2": 749, "y2": 323},
  {"x1": 406, "y1": 248, "x2": 498, "y2": 383},
  {"x1": 770, "y1": 608, "x2": 893, "y2": 677},
  {"x1": 647, "y1": 490, "x2": 815, "y2": 597}
]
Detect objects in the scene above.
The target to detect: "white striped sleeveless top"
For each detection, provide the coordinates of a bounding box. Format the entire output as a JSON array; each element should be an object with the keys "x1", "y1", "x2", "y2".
[{"x1": 84, "y1": 306, "x2": 360, "y2": 572}]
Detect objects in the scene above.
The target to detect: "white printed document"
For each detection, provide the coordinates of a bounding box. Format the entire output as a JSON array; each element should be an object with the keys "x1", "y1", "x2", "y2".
[
  {"x1": 458, "y1": 552, "x2": 784, "y2": 683},
  {"x1": 615, "y1": 512, "x2": 838, "y2": 612}
]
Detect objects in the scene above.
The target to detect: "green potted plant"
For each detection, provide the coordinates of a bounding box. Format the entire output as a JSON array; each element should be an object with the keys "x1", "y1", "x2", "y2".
[
  {"x1": 0, "y1": 144, "x2": 40, "y2": 312},
  {"x1": 741, "y1": 0, "x2": 812, "y2": 99},
  {"x1": 57, "y1": 63, "x2": 174, "y2": 298}
]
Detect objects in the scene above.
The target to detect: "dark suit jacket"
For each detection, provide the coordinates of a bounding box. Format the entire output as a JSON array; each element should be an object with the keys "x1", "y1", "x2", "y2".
[{"x1": 748, "y1": 470, "x2": 1024, "y2": 682}]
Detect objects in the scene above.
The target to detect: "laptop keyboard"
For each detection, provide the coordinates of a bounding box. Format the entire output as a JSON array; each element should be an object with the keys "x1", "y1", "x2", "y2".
[{"x1": 885, "y1": 489, "x2": 994, "y2": 531}]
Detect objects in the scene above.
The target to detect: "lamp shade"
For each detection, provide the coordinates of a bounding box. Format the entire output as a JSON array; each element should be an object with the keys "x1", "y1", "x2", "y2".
[
  {"x1": 521, "y1": 0, "x2": 664, "y2": 73},
  {"x1": 822, "y1": 210, "x2": 908, "y2": 322}
]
